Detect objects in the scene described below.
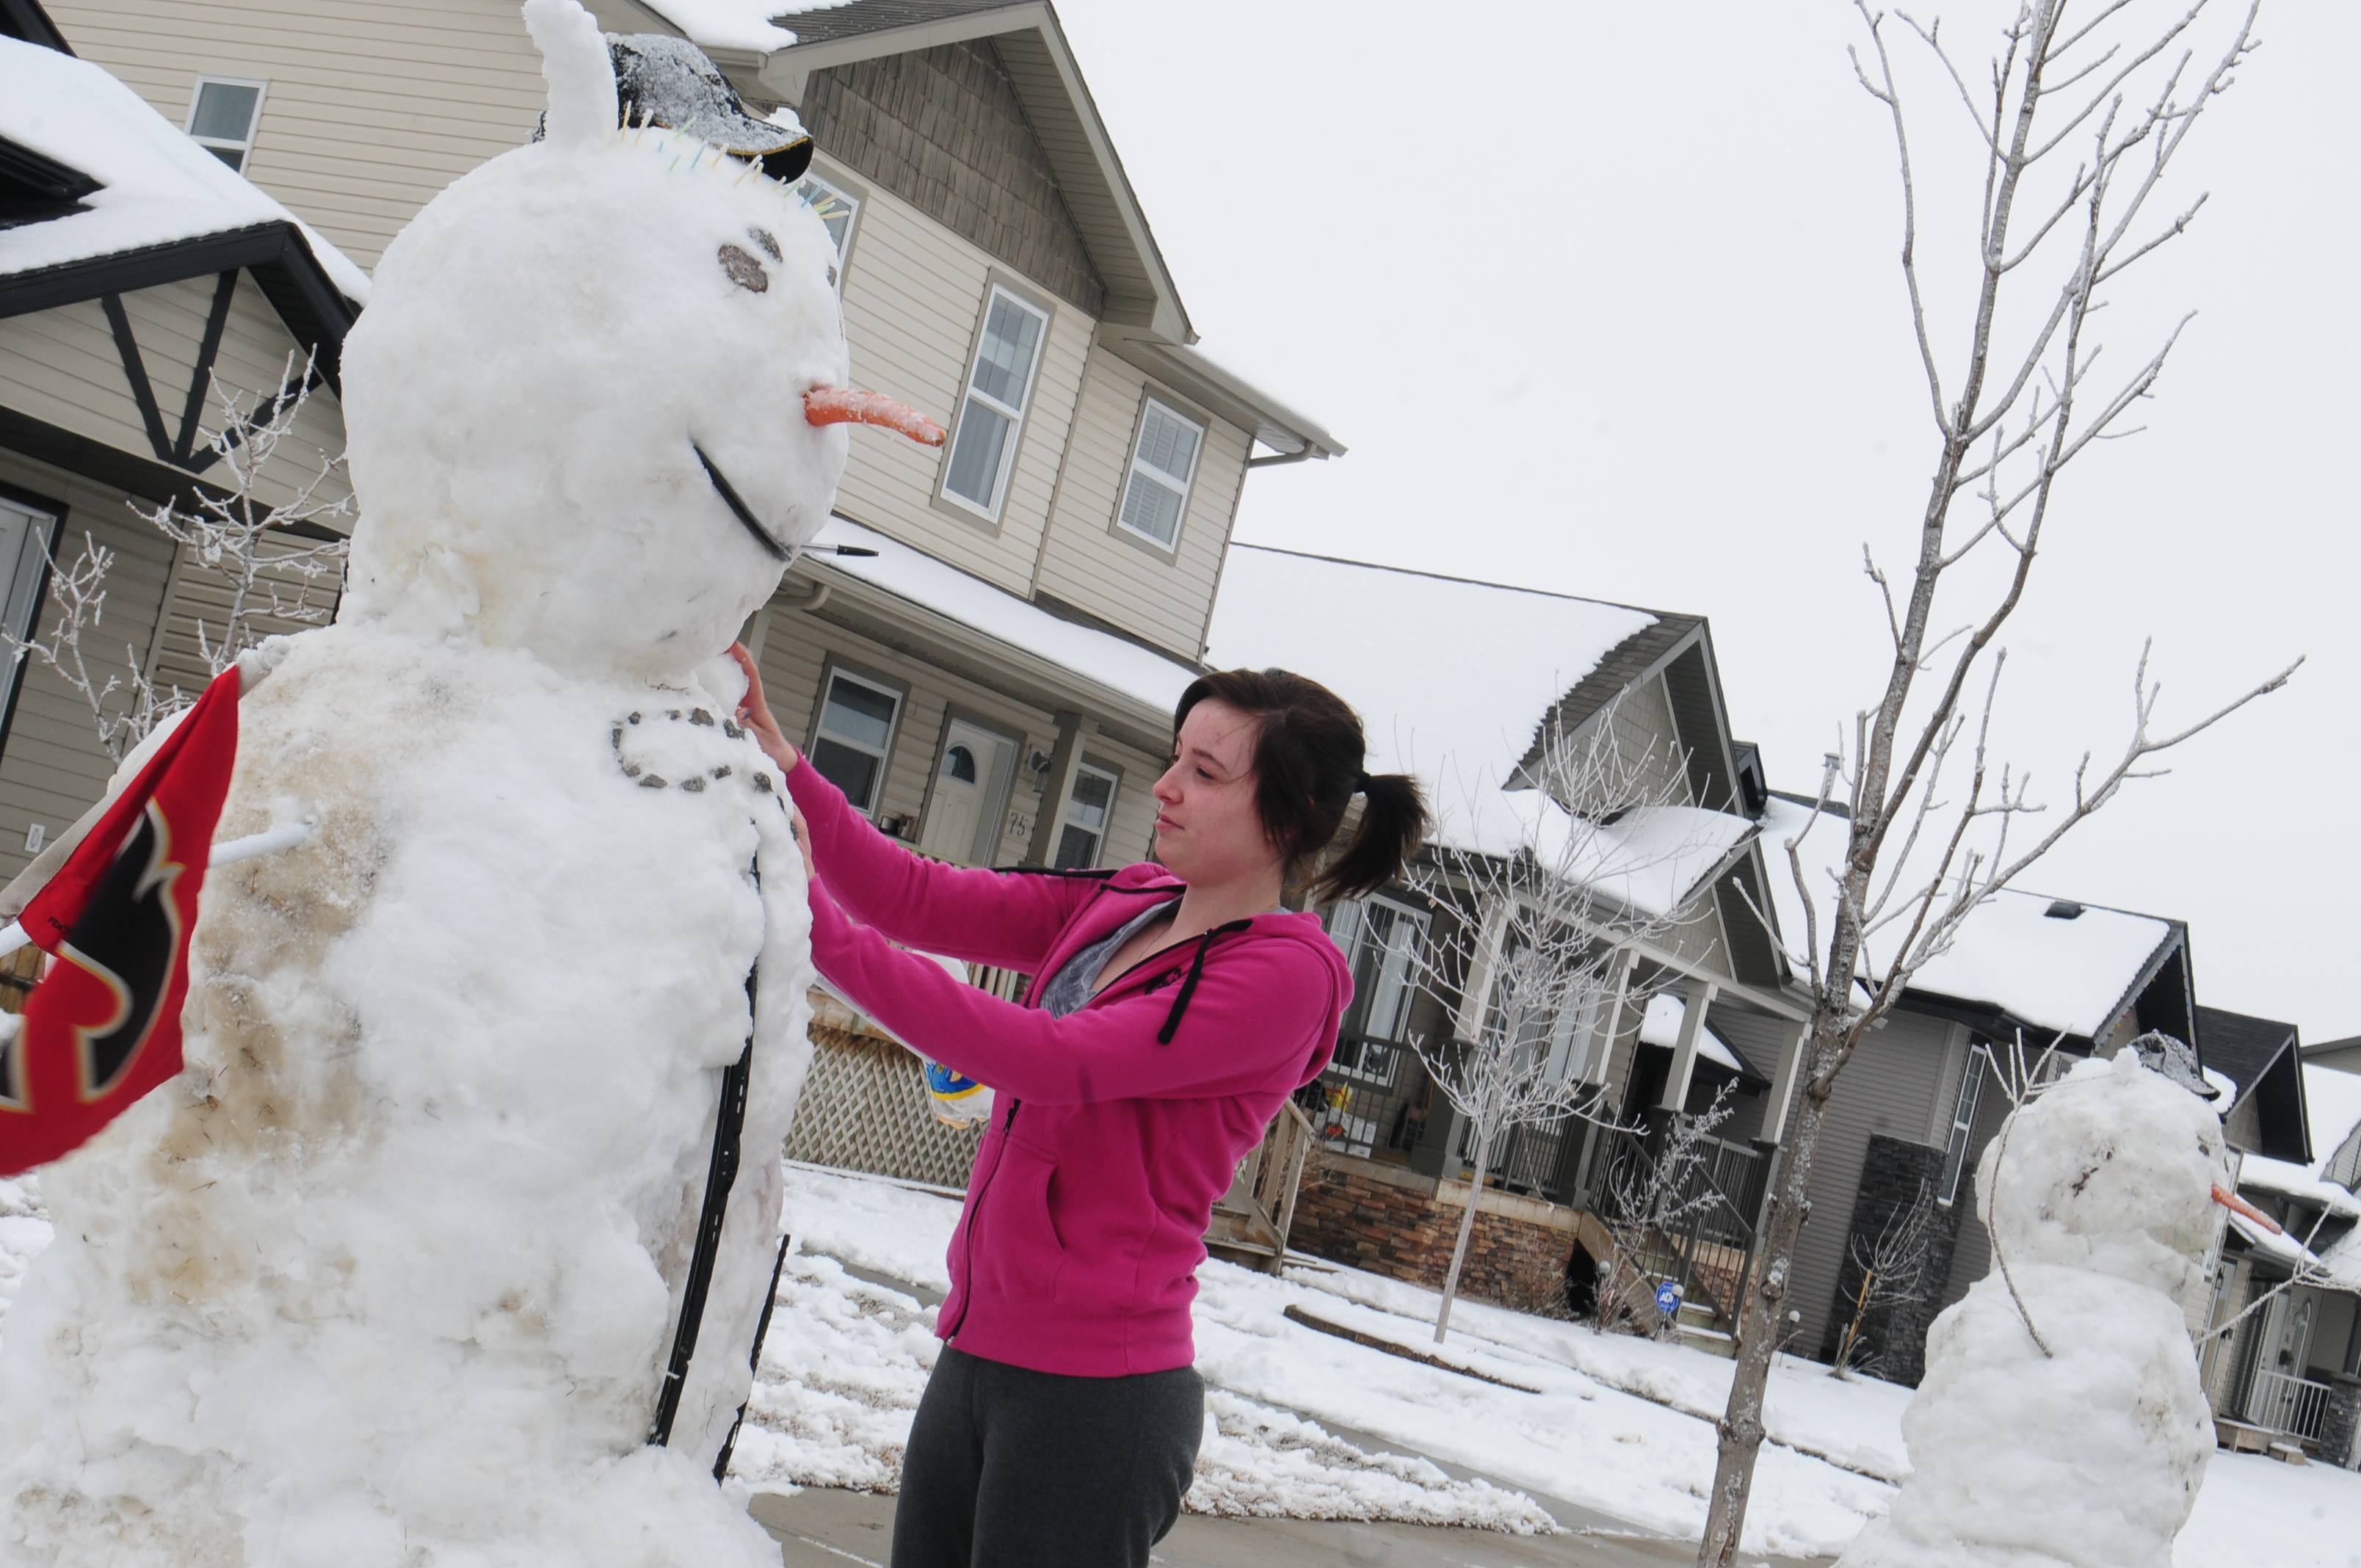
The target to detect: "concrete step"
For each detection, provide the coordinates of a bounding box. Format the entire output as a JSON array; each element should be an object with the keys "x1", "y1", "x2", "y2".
[{"x1": 1677, "y1": 1324, "x2": 1738, "y2": 1360}]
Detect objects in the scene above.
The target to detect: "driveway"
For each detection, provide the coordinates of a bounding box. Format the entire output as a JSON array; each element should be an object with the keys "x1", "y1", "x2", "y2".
[{"x1": 750, "y1": 1487, "x2": 1837, "y2": 1568}]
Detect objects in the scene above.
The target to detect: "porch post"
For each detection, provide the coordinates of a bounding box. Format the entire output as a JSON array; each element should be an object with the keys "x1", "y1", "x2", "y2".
[
  {"x1": 1658, "y1": 979, "x2": 1721, "y2": 1113},
  {"x1": 1582, "y1": 947, "x2": 1639, "y2": 1087},
  {"x1": 1756, "y1": 1015, "x2": 1810, "y2": 1146},
  {"x1": 1023, "y1": 708, "x2": 1086, "y2": 867},
  {"x1": 1451, "y1": 897, "x2": 1512, "y2": 1042}
]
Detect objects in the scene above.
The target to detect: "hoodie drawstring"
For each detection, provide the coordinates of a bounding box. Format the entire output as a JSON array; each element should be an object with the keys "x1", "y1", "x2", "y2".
[{"x1": 1157, "y1": 918, "x2": 1255, "y2": 1045}]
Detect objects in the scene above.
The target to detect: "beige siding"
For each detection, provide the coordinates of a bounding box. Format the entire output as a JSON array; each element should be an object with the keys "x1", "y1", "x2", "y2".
[
  {"x1": 148, "y1": 537, "x2": 345, "y2": 700},
  {"x1": 755, "y1": 597, "x2": 1157, "y2": 870},
  {"x1": 829, "y1": 159, "x2": 1092, "y2": 599},
  {"x1": 0, "y1": 282, "x2": 351, "y2": 517},
  {"x1": 0, "y1": 454, "x2": 179, "y2": 885},
  {"x1": 1033, "y1": 345, "x2": 1245, "y2": 661},
  {"x1": 48, "y1": 0, "x2": 545, "y2": 269}
]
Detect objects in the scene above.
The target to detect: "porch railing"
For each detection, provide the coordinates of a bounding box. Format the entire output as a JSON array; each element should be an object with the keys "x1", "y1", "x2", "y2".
[
  {"x1": 2248, "y1": 1369, "x2": 2332, "y2": 1442},
  {"x1": 1576, "y1": 1122, "x2": 1769, "y2": 1326}
]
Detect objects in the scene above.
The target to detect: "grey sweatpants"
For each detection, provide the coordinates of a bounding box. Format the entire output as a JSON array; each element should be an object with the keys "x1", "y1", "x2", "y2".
[{"x1": 891, "y1": 1345, "x2": 1205, "y2": 1568}]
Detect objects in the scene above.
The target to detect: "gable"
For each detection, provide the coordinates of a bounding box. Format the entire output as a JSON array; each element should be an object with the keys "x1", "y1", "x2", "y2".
[{"x1": 797, "y1": 40, "x2": 1106, "y2": 316}]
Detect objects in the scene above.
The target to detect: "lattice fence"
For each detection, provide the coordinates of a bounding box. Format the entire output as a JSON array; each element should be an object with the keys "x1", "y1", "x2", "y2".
[{"x1": 785, "y1": 1012, "x2": 983, "y2": 1190}]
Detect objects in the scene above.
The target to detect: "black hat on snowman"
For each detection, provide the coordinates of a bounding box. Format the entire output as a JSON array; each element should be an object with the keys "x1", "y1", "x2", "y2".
[{"x1": 532, "y1": 32, "x2": 815, "y2": 184}]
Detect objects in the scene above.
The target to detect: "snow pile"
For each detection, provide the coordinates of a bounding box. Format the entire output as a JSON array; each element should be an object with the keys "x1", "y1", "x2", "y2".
[
  {"x1": 0, "y1": 1177, "x2": 48, "y2": 1335},
  {"x1": 1838, "y1": 1053, "x2": 2230, "y2": 1568},
  {"x1": 0, "y1": 37, "x2": 371, "y2": 302},
  {"x1": 0, "y1": 6, "x2": 844, "y2": 1563}
]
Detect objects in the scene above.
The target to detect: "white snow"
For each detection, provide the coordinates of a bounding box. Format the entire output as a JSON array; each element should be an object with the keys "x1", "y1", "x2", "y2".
[
  {"x1": 637, "y1": 0, "x2": 858, "y2": 54},
  {"x1": 1205, "y1": 545, "x2": 1660, "y2": 857},
  {"x1": 1757, "y1": 793, "x2": 2177, "y2": 1039},
  {"x1": 1639, "y1": 991, "x2": 1747, "y2": 1076},
  {"x1": 12, "y1": 1159, "x2": 2361, "y2": 1561},
  {"x1": 1537, "y1": 797, "x2": 1758, "y2": 919},
  {"x1": 808, "y1": 515, "x2": 1201, "y2": 715},
  {"x1": 0, "y1": 38, "x2": 371, "y2": 304}
]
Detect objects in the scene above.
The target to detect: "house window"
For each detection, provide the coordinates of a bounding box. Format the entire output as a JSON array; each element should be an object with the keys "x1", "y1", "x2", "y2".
[
  {"x1": 1486, "y1": 928, "x2": 1602, "y2": 1086},
  {"x1": 1938, "y1": 1043, "x2": 1991, "y2": 1205},
  {"x1": 1115, "y1": 397, "x2": 1203, "y2": 551},
  {"x1": 186, "y1": 78, "x2": 266, "y2": 173},
  {"x1": 0, "y1": 495, "x2": 55, "y2": 706},
  {"x1": 1052, "y1": 761, "x2": 1118, "y2": 869},
  {"x1": 808, "y1": 668, "x2": 901, "y2": 816},
  {"x1": 1326, "y1": 895, "x2": 1429, "y2": 1085},
  {"x1": 941, "y1": 285, "x2": 1048, "y2": 520},
  {"x1": 794, "y1": 172, "x2": 859, "y2": 284}
]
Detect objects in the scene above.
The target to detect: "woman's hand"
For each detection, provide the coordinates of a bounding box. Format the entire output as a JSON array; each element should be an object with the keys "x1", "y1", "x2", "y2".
[{"x1": 728, "y1": 643, "x2": 799, "y2": 774}]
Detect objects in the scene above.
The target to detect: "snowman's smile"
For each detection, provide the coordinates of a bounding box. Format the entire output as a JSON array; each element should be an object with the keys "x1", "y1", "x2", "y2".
[{"x1": 692, "y1": 443, "x2": 789, "y2": 561}]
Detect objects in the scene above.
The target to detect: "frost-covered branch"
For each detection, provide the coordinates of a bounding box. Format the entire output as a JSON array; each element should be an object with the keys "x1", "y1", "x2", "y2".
[
  {"x1": 1, "y1": 531, "x2": 173, "y2": 763},
  {"x1": 1830, "y1": 1177, "x2": 1939, "y2": 1377}
]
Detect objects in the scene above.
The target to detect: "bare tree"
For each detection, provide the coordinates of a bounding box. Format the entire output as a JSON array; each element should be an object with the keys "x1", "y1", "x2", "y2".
[
  {"x1": 1700, "y1": 5, "x2": 2290, "y2": 1560},
  {"x1": 1597, "y1": 1084, "x2": 1738, "y2": 1341},
  {"x1": 4, "y1": 355, "x2": 349, "y2": 762},
  {"x1": 1829, "y1": 1178, "x2": 1939, "y2": 1378},
  {"x1": 1400, "y1": 708, "x2": 1732, "y2": 1345}
]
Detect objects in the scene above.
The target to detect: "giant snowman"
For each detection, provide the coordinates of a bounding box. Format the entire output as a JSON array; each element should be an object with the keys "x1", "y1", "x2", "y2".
[{"x1": 0, "y1": 4, "x2": 936, "y2": 1561}]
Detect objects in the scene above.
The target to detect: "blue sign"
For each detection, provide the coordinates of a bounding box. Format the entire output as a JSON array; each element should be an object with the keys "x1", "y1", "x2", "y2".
[{"x1": 1655, "y1": 1280, "x2": 1683, "y2": 1316}]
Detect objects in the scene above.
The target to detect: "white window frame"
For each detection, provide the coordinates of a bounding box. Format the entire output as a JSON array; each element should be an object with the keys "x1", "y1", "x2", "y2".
[
  {"x1": 793, "y1": 169, "x2": 861, "y2": 287},
  {"x1": 185, "y1": 76, "x2": 269, "y2": 173},
  {"x1": 1114, "y1": 395, "x2": 1205, "y2": 553},
  {"x1": 939, "y1": 283, "x2": 1050, "y2": 523},
  {"x1": 1326, "y1": 894, "x2": 1431, "y2": 1085},
  {"x1": 1051, "y1": 759, "x2": 1120, "y2": 870},
  {"x1": 808, "y1": 667, "x2": 903, "y2": 819},
  {"x1": 1937, "y1": 1042, "x2": 1991, "y2": 1206}
]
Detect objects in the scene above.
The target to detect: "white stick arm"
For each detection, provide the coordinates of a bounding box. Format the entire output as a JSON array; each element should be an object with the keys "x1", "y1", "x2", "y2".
[{"x1": 0, "y1": 822, "x2": 313, "y2": 960}]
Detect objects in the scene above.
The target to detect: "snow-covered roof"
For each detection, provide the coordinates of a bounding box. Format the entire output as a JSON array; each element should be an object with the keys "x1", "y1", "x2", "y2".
[
  {"x1": 808, "y1": 515, "x2": 1198, "y2": 718},
  {"x1": 0, "y1": 37, "x2": 369, "y2": 302},
  {"x1": 1755, "y1": 792, "x2": 2177, "y2": 1039},
  {"x1": 2227, "y1": 1210, "x2": 2361, "y2": 1291},
  {"x1": 637, "y1": 0, "x2": 858, "y2": 54},
  {"x1": 1637, "y1": 992, "x2": 1746, "y2": 1077},
  {"x1": 1204, "y1": 546, "x2": 1671, "y2": 859},
  {"x1": 2234, "y1": 1067, "x2": 2361, "y2": 1223}
]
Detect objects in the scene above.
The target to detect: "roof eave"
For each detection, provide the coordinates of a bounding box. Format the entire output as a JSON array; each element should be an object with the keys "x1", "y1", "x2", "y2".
[
  {"x1": 1096, "y1": 327, "x2": 1344, "y2": 460},
  {"x1": 755, "y1": 1, "x2": 1193, "y2": 345}
]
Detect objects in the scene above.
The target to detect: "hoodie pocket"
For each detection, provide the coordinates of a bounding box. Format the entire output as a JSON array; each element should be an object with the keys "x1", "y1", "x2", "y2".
[{"x1": 974, "y1": 1136, "x2": 1067, "y2": 1303}]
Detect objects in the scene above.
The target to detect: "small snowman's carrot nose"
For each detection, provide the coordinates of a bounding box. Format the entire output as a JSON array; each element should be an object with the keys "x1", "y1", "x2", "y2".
[
  {"x1": 2213, "y1": 1185, "x2": 2282, "y2": 1234},
  {"x1": 804, "y1": 387, "x2": 946, "y2": 447}
]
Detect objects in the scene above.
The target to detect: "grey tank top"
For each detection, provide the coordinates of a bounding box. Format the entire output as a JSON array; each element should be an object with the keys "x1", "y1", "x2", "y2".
[{"x1": 1037, "y1": 899, "x2": 1177, "y2": 1019}]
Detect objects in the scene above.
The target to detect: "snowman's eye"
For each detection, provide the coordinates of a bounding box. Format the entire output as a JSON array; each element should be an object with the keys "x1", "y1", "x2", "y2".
[
  {"x1": 826, "y1": 264, "x2": 838, "y2": 288},
  {"x1": 717, "y1": 244, "x2": 769, "y2": 294},
  {"x1": 747, "y1": 228, "x2": 783, "y2": 262}
]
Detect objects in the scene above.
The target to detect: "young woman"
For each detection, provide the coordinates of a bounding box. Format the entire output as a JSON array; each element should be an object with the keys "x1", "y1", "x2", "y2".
[{"x1": 729, "y1": 649, "x2": 1427, "y2": 1568}]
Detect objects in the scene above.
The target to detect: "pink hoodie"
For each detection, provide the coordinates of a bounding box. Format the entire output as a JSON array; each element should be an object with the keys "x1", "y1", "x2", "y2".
[{"x1": 786, "y1": 763, "x2": 1352, "y2": 1377}]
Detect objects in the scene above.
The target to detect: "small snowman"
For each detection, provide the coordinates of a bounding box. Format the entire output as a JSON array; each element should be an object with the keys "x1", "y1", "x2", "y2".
[
  {"x1": 1836, "y1": 1042, "x2": 2244, "y2": 1568},
  {"x1": 0, "y1": 4, "x2": 938, "y2": 1564}
]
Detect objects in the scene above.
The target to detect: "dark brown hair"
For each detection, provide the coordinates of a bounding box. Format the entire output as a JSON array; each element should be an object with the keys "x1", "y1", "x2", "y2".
[{"x1": 1174, "y1": 668, "x2": 1429, "y2": 901}]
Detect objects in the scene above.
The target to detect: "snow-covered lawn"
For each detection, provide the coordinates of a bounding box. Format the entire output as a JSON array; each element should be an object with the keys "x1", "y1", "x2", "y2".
[{"x1": 6, "y1": 1162, "x2": 2360, "y2": 1564}]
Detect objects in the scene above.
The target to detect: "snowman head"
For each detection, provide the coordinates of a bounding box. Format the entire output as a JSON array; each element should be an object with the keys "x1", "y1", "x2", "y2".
[
  {"x1": 1976, "y1": 1052, "x2": 2233, "y2": 1299},
  {"x1": 338, "y1": 0, "x2": 939, "y2": 680}
]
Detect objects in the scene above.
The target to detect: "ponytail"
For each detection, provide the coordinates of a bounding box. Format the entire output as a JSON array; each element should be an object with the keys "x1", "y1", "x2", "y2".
[
  {"x1": 1313, "y1": 771, "x2": 1428, "y2": 902},
  {"x1": 1175, "y1": 668, "x2": 1431, "y2": 901}
]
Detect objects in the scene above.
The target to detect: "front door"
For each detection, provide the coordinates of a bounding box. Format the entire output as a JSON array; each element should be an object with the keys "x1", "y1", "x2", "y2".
[{"x1": 918, "y1": 719, "x2": 1015, "y2": 865}]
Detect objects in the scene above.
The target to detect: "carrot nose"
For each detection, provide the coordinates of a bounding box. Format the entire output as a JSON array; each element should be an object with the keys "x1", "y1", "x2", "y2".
[
  {"x1": 2213, "y1": 1184, "x2": 2282, "y2": 1235},
  {"x1": 805, "y1": 387, "x2": 946, "y2": 447}
]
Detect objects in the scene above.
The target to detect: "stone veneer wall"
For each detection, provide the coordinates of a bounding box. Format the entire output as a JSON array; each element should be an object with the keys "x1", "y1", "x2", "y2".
[{"x1": 1289, "y1": 1148, "x2": 1578, "y2": 1315}]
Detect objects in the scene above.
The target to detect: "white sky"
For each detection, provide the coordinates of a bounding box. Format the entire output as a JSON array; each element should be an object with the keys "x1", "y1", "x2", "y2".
[{"x1": 1053, "y1": 0, "x2": 2359, "y2": 1042}]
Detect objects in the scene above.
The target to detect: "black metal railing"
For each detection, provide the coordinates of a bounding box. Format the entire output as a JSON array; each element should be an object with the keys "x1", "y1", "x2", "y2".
[
  {"x1": 1578, "y1": 1120, "x2": 1768, "y2": 1325},
  {"x1": 1302, "y1": 1033, "x2": 1426, "y2": 1159}
]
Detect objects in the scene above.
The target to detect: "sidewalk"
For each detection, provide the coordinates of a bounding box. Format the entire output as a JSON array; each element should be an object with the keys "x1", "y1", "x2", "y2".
[{"x1": 749, "y1": 1486, "x2": 1836, "y2": 1567}]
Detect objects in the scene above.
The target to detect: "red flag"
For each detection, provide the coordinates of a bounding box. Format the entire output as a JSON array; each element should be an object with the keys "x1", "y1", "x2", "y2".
[{"x1": 0, "y1": 667, "x2": 240, "y2": 1175}]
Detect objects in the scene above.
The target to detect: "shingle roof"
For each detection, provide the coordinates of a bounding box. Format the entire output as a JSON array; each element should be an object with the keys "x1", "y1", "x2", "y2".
[
  {"x1": 2199, "y1": 1005, "x2": 2299, "y2": 1097},
  {"x1": 2199, "y1": 1003, "x2": 2310, "y2": 1165}
]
